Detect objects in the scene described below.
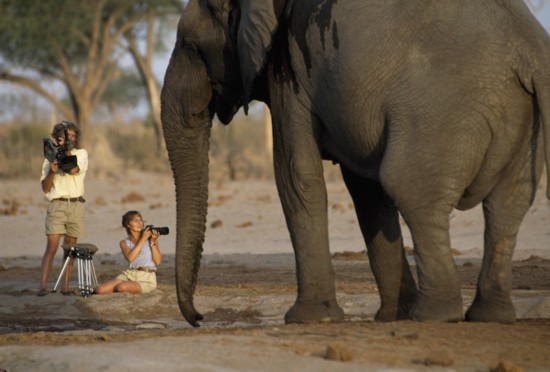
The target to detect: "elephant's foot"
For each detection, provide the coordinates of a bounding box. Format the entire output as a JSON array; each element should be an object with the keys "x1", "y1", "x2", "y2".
[
  {"x1": 284, "y1": 299, "x2": 345, "y2": 324},
  {"x1": 375, "y1": 294, "x2": 417, "y2": 321},
  {"x1": 465, "y1": 294, "x2": 516, "y2": 323},
  {"x1": 410, "y1": 293, "x2": 464, "y2": 322}
]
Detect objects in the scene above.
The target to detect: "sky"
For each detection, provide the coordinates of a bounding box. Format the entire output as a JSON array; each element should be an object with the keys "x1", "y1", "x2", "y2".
[{"x1": 537, "y1": 3, "x2": 550, "y2": 28}]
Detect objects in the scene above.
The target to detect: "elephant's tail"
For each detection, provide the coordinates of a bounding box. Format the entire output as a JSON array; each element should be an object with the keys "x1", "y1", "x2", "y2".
[{"x1": 533, "y1": 74, "x2": 550, "y2": 199}]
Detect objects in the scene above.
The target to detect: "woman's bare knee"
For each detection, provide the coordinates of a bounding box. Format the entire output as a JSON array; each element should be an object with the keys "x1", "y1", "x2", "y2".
[{"x1": 114, "y1": 281, "x2": 142, "y2": 294}]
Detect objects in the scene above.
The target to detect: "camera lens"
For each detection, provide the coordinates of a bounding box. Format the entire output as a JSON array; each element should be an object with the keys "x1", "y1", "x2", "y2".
[
  {"x1": 147, "y1": 226, "x2": 169, "y2": 235},
  {"x1": 157, "y1": 227, "x2": 169, "y2": 235}
]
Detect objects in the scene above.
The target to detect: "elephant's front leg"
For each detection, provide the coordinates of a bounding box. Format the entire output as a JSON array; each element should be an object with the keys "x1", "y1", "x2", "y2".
[{"x1": 271, "y1": 115, "x2": 344, "y2": 324}]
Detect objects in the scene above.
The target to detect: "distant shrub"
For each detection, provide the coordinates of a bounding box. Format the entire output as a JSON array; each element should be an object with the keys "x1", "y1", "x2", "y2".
[
  {"x1": 0, "y1": 117, "x2": 341, "y2": 182},
  {"x1": 105, "y1": 127, "x2": 170, "y2": 173},
  {"x1": 0, "y1": 123, "x2": 50, "y2": 178},
  {"x1": 209, "y1": 115, "x2": 273, "y2": 181}
]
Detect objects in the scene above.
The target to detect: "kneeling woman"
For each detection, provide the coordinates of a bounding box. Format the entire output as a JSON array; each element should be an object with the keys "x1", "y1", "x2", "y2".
[{"x1": 95, "y1": 210, "x2": 162, "y2": 294}]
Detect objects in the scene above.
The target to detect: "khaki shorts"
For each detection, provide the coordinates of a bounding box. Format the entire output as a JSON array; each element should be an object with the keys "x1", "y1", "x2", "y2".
[
  {"x1": 45, "y1": 199, "x2": 85, "y2": 237},
  {"x1": 116, "y1": 269, "x2": 157, "y2": 293}
]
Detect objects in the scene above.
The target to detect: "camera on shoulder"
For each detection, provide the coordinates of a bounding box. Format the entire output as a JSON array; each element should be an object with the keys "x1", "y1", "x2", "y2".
[{"x1": 146, "y1": 225, "x2": 170, "y2": 235}]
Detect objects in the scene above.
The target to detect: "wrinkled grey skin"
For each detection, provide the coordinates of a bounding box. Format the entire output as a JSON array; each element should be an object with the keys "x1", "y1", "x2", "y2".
[{"x1": 161, "y1": 0, "x2": 550, "y2": 327}]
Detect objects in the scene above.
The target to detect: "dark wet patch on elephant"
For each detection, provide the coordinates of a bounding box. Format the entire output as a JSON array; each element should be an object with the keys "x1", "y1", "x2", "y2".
[
  {"x1": 291, "y1": 0, "x2": 338, "y2": 75},
  {"x1": 315, "y1": 0, "x2": 339, "y2": 50}
]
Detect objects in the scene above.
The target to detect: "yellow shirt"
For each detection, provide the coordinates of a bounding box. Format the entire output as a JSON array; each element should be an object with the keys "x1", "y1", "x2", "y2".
[{"x1": 40, "y1": 148, "x2": 88, "y2": 201}]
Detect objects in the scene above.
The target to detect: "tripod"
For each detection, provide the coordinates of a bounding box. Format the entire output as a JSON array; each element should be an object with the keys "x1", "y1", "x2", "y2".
[{"x1": 53, "y1": 243, "x2": 99, "y2": 297}]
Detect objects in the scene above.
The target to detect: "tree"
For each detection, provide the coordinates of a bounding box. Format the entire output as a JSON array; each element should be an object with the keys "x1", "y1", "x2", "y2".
[
  {"x1": 99, "y1": 71, "x2": 145, "y2": 122},
  {"x1": 120, "y1": 0, "x2": 182, "y2": 155},
  {"x1": 0, "y1": 0, "x2": 181, "y2": 150}
]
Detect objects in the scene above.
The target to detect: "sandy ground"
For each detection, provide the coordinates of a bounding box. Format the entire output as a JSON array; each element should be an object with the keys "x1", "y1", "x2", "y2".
[{"x1": 0, "y1": 170, "x2": 549, "y2": 371}]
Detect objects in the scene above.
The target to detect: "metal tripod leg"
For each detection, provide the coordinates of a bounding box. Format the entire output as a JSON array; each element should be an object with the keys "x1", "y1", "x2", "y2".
[
  {"x1": 53, "y1": 252, "x2": 73, "y2": 292},
  {"x1": 77, "y1": 256, "x2": 84, "y2": 295},
  {"x1": 85, "y1": 257, "x2": 98, "y2": 291},
  {"x1": 91, "y1": 259, "x2": 98, "y2": 287},
  {"x1": 77, "y1": 250, "x2": 97, "y2": 297},
  {"x1": 55, "y1": 244, "x2": 99, "y2": 297}
]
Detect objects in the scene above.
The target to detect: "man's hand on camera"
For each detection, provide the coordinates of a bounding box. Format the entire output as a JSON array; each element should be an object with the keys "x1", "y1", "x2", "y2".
[{"x1": 50, "y1": 161, "x2": 59, "y2": 173}]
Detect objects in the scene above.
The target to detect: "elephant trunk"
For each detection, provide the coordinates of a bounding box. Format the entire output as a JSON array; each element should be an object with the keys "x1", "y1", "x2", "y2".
[{"x1": 163, "y1": 115, "x2": 211, "y2": 327}]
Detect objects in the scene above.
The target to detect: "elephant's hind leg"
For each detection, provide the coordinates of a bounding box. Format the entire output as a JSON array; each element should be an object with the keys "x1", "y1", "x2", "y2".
[
  {"x1": 382, "y1": 173, "x2": 464, "y2": 321},
  {"x1": 466, "y1": 166, "x2": 541, "y2": 323},
  {"x1": 403, "y1": 212, "x2": 464, "y2": 322},
  {"x1": 341, "y1": 167, "x2": 417, "y2": 321},
  {"x1": 380, "y1": 129, "x2": 468, "y2": 322}
]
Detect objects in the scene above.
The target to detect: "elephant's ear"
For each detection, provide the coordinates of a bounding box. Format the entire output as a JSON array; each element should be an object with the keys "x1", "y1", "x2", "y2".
[{"x1": 237, "y1": 0, "x2": 278, "y2": 113}]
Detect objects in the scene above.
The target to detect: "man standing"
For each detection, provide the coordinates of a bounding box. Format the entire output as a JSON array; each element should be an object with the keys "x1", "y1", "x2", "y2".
[{"x1": 38, "y1": 121, "x2": 88, "y2": 296}]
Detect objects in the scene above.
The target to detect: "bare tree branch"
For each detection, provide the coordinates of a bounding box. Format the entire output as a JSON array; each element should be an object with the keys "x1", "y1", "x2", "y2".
[{"x1": 0, "y1": 71, "x2": 74, "y2": 120}]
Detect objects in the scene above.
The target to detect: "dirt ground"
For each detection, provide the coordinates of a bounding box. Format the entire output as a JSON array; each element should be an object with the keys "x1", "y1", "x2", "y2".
[
  {"x1": 0, "y1": 172, "x2": 549, "y2": 371},
  {"x1": 1, "y1": 252, "x2": 549, "y2": 371}
]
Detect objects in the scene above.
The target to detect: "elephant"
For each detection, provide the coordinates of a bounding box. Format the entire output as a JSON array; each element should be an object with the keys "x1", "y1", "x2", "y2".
[{"x1": 160, "y1": 0, "x2": 550, "y2": 327}]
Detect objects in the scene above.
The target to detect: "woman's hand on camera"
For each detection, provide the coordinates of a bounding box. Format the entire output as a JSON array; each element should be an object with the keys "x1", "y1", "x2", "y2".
[
  {"x1": 141, "y1": 228, "x2": 153, "y2": 241},
  {"x1": 150, "y1": 229, "x2": 159, "y2": 246},
  {"x1": 142, "y1": 226, "x2": 159, "y2": 244}
]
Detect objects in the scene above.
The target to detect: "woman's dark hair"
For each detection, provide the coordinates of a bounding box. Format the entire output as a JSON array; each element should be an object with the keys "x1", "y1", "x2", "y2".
[
  {"x1": 122, "y1": 210, "x2": 142, "y2": 236},
  {"x1": 52, "y1": 121, "x2": 81, "y2": 148}
]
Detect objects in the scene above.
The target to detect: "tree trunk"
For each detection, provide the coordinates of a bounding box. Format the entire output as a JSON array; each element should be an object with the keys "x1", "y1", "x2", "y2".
[{"x1": 145, "y1": 73, "x2": 166, "y2": 157}]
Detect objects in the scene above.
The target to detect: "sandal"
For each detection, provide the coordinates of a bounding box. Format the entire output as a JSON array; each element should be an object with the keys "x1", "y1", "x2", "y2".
[
  {"x1": 61, "y1": 289, "x2": 77, "y2": 296},
  {"x1": 37, "y1": 288, "x2": 50, "y2": 297}
]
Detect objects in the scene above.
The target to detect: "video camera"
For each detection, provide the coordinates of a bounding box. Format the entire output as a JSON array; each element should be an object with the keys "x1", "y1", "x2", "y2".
[
  {"x1": 146, "y1": 225, "x2": 170, "y2": 235},
  {"x1": 43, "y1": 124, "x2": 77, "y2": 173}
]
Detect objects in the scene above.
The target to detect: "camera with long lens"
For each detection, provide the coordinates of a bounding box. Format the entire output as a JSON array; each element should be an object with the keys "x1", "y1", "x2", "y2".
[
  {"x1": 146, "y1": 225, "x2": 170, "y2": 235},
  {"x1": 42, "y1": 125, "x2": 77, "y2": 173}
]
